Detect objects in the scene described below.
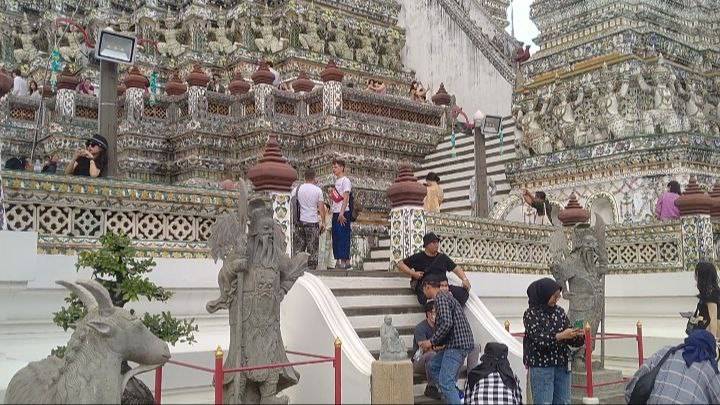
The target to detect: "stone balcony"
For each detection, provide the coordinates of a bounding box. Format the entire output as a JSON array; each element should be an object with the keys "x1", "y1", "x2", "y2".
[{"x1": 1, "y1": 82, "x2": 450, "y2": 212}]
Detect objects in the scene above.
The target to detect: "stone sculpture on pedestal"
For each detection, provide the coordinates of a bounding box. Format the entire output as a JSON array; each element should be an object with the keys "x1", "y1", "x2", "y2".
[
  {"x1": 206, "y1": 177, "x2": 308, "y2": 404},
  {"x1": 549, "y1": 214, "x2": 608, "y2": 368},
  {"x1": 4, "y1": 280, "x2": 171, "y2": 404},
  {"x1": 379, "y1": 316, "x2": 408, "y2": 361}
]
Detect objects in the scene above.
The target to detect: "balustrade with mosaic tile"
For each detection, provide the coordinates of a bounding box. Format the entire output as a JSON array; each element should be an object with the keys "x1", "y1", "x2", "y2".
[{"x1": 0, "y1": 170, "x2": 237, "y2": 257}]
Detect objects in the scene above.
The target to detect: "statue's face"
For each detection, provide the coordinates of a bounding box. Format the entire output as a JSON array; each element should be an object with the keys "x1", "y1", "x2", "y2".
[{"x1": 251, "y1": 216, "x2": 274, "y2": 237}]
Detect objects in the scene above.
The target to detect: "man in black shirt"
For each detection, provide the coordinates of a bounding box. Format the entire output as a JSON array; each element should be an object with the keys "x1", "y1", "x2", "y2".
[{"x1": 397, "y1": 232, "x2": 471, "y2": 305}]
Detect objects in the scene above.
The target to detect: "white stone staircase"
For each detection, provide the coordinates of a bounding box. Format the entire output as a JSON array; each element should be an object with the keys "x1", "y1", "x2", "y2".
[
  {"x1": 360, "y1": 235, "x2": 391, "y2": 272},
  {"x1": 416, "y1": 116, "x2": 516, "y2": 216},
  {"x1": 319, "y1": 273, "x2": 465, "y2": 402}
]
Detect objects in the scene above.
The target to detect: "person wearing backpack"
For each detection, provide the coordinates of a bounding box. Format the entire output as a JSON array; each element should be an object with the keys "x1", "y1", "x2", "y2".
[
  {"x1": 291, "y1": 169, "x2": 326, "y2": 270},
  {"x1": 625, "y1": 329, "x2": 720, "y2": 404},
  {"x1": 330, "y1": 159, "x2": 352, "y2": 270}
]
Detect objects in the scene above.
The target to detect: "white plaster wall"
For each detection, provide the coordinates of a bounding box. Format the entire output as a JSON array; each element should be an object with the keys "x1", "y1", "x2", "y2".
[{"x1": 398, "y1": 0, "x2": 513, "y2": 116}]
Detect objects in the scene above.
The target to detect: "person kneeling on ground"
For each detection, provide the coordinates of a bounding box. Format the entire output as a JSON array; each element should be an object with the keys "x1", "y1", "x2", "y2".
[
  {"x1": 418, "y1": 272, "x2": 474, "y2": 405},
  {"x1": 464, "y1": 342, "x2": 522, "y2": 405},
  {"x1": 413, "y1": 300, "x2": 441, "y2": 400},
  {"x1": 625, "y1": 329, "x2": 720, "y2": 404},
  {"x1": 398, "y1": 232, "x2": 471, "y2": 306}
]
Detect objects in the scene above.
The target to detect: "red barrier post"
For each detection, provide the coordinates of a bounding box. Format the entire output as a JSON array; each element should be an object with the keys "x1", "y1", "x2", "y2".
[
  {"x1": 154, "y1": 366, "x2": 163, "y2": 405},
  {"x1": 334, "y1": 338, "x2": 342, "y2": 405},
  {"x1": 214, "y1": 346, "x2": 224, "y2": 405},
  {"x1": 584, "y1": 322, "x2": 594, "y2": 398},
  {"x1": 636, "y1": 321, "x2": 644, "y2": 367}
]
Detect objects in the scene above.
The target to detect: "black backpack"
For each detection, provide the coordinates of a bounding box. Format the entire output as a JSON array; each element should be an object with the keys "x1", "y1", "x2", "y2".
[
  {"x1": 628, "y1": 345, "x2": 681, "y2": 404},
  {"x1": 292, "y1": 184, "x2": 303, "y2": 225},
  {"x1": 349, "y1": 191, "x2": 362, "y2": 221}
]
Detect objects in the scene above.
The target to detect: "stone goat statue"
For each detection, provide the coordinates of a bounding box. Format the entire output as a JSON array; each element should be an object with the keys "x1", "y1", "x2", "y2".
[{"x1": 4, "y1": 280, "x2": 171, "y2": 404}]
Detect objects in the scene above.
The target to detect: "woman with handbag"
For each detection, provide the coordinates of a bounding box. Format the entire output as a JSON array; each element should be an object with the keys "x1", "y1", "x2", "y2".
[{"x1": 686, "y1": 261, "x2": 719, "y2": 339}]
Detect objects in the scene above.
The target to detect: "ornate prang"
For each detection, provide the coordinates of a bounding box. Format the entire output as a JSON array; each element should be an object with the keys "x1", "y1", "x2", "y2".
[
  {"x1": 229, "y1": 70, "x2": 251, "y2": 95},
  {"x1": 252, "y1": 60, "x2": 276, "y2": 86},
  {"x1": 292, "y1": 71, "x2": 315, "y2": 93},
  {"x1": 320, "y1": 60, "x2": 344, "y2": 83},
  {"x1": 124, "y1": 66, "x2": 149, "y2": 89},
  {"x1": 186, "y1": 64, "x2": 210, "y2": 88},
  {"x1": 56, "y1": 66, "x2": 81, "y2": 91},
  {"x1": 247, "y1": 136, "x2": 298, "y2": 193},
  {"x1": 431, "y1": 83, "x2": 451, "y2": 106},
  {"x1": 709, "y1": 182, "x2": 720, "y2": 218},
  {"x1": 558, "y1": 193, "x2": 590, "y2": 226},
  {"x1": 675, "y1": 177, "x2": 712, "y2": 216},
  {"x1": 165, "y1": 71, "x2": 187, "y2": 96},
  {"x1": 387, "y1": 165, "x2": 426, "y2": 207}
]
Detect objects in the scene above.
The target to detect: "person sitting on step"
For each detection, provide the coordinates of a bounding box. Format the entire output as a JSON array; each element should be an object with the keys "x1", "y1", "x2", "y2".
[
  {"x1": 397, "y1": 232, "x2": 471, "y2": 306},
  {"x1": 413, "y1": 300, "x2": 441, "y2": 400}
]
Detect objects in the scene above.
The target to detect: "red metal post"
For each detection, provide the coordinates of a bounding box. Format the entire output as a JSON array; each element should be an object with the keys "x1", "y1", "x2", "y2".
[
  {"x1": 215, "y1": 346, "x2": 224, "y2": 405},
  {"x1": 636, "y1": 321, "x2": 644, "y2": 367},
  {"x1": 334, "y1": 338, "x2": 342, "y2": 405},
  {"x1": 584, "y1": 322, "x2": 594, "y2": 398},
  {"x1": 154, "y1": 367, "x2": 163, "y2": 405}
]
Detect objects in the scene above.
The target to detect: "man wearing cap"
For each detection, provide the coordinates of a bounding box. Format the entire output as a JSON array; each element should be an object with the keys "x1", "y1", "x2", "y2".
[
  {"x1": 397, "y1": 232, "x2": 471, "y2": 306},
  {"x1": 418, "y1": 272, "x2": 475, "y2": 404}
]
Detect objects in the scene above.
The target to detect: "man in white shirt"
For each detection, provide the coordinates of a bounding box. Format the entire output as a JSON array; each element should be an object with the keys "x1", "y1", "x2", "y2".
[
  {"x1": 330, "y1": 159, "x2": 352, "y2": 269},
  {"x1": 12, "y1": 69, "x2": 28, "y2": 97},
  {"x1": 292, "y1": 169, "x2": 326, "y2": 270}
]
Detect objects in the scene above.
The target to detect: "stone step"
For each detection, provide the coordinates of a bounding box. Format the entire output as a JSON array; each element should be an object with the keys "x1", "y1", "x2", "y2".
[
  {"x1": 369, "y1": 248, "x2": 390, "y2": 260},
  {"x1": 320, "y1": 275, "x2": 410, "y2": 289},
  {"x1": 362, "y1": 260, "x2": 391, "y2": 272},
  {"x1": 343, "y1": 303, "x2": 423, "y2": 317},
  {"x1": 332, "y1": 287, "x2": 412, "y2": 297},
  {"x1": 361, "y1": 334, "x2": 414, "y2": 353},
  {"x1": 335, "y1": 294, "x2": 418, "y2": 308},
  {"x1": 420, "y1": 143, "x2": 516, "y2": 171},
  {"x1": 355, "y1": 325, "x2": 416, "y2": 339},
  {"x1": 349, "y1": 312, "x2": 426, "y2": 330}
]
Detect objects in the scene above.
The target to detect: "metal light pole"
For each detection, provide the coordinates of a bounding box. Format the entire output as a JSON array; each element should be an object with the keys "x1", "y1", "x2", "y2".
[
  {"x1": 472, "y1": 117, "x2": 489, "y2": 218},
  {"x1": 94, "y1": 29, "x2": 137, "y2": 179},
  {"x1": 99, "y1": 60, "x2": 118, "y2": 177}
]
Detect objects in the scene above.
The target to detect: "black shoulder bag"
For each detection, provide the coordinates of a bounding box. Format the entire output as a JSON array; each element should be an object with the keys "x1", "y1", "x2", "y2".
[
  {"x1": 409, "y1": 254, "x2": 442, "y2": 291},
  {"x1": 628, "y1": 345, "x2": 681, "y2": 405}
]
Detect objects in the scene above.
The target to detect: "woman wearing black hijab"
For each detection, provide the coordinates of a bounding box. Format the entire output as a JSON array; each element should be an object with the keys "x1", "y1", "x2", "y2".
[
  {"x1": 465, "y1": 342, "x2": 522, "y2": 404},
  {"x1": 523, "y1": 278, "x2": 584, "y2": 404}
]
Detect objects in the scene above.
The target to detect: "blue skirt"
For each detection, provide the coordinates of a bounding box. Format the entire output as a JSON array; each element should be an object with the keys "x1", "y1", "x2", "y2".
[{"x1": 331, "y1": 213, "x2": 351, "y2": 260}]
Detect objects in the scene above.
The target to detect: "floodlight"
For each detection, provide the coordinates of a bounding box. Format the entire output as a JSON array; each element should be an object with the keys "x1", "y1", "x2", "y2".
[
  {"x1": 481, "y1": 115, "x2": 502, "y2": 135},
  {"x1": 95, "y1": 29, "x2": 136, "y2": 65}
]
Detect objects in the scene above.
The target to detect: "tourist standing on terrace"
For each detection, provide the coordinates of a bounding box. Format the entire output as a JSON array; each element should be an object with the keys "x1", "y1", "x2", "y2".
[
  {"x1": 523, "y1": 278, "x2": 584, "y2": 405},
  {"x1": 521, "y1": 189, "x2": 553, "y2": 225},
  {"x1": 655, "y1": 180, "x2": 681, "y2": 221},
  {"x1": 11, "y1": 69, "x2": 28, "y2": 96},
  {"x1": 330, "y1": 159, "x2": 352, "y2": 270},
  {"x1": 75, "y1": 77, "x2": 95, "y2": 95},
  {"x1": 398, "y1": 232, "x2": 471, "y2": 306},
  {"x1": 687, "y1": 261, "x2": 719, "y2": 339},
  {"x1": 28, "y1": 80, "x2": 41, "y2": 99},
  {"x1": 418, "y1": 272, "x2": 474, "y2": 405},
  {"x1": 64, "y1": 134, "x2": 108, "y2": 178},
  {"x1": 424, "y1": 172, "x2": 444, "y2": 213},
  {"x1": 291, "y1": 169, "x2": 326, "y2": 271}
]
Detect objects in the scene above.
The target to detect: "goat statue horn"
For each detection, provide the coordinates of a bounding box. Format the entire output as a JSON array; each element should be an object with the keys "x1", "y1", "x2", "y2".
[
  {"x1": 56, "y1": 280, "x2": 98, "y2": 312},
  {"x1": 77, "y1": 280, "x2": 115, "y2": 317}
]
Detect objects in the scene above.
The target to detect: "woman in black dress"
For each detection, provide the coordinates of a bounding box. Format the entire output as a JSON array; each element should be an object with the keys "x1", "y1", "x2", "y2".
[
  {"x1": 64, "y1": 134, "x2": 108, "y2": 178},
  {"x1": 690, "y1": 261, "x2": 719, "y2": 339}
]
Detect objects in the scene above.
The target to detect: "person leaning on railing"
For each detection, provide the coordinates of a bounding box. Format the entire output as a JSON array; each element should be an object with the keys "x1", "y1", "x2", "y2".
[{"x1": 64, "y1": 134, "x2": 108, "y2": 178}]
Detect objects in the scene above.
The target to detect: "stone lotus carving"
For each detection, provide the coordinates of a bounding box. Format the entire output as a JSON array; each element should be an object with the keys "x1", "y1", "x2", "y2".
[
  {"x1": 4, "y1": 280, "x2": 171, "y2": 404},
  {"x1": 253, "y1": 14, "x2": 288, "y2": 54},
  {"x1": 206, "y1": 179, "x2": 307, "y2": 404}
]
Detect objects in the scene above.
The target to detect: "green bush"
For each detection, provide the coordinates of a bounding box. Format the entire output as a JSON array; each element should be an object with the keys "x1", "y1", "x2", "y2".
[{"x1": 52, "y1": 232, "x2": 198, "y2": 357}]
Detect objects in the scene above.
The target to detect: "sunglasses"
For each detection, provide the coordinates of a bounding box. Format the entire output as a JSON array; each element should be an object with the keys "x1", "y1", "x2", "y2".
[{"x1": 86, "y1": 141, "x2": 102, "y2": 148}]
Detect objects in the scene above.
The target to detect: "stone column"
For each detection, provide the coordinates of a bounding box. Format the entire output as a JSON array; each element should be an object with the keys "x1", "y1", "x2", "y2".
[
  {"x1": 251, "y1": 60, "x2": 275, "y2": 119},
  {"x1": 676, "y1": 177, "x2": 715, "y2": 269},
  {"x1": 186, "y1": 64, "x2": 209, "y2": 120},
  {"x1": 55, "y1": 67, "x2": 80, "y2": 118},
  {"x1": 387, "y1": 165, "x2": 427, "y2": 270},
  {"x1": 122, "y1": 66, "x2": 149, "y2": 123},
  {"x1": 320, "y1": 60, "x2": 344, "y2": 116},
  {"x1": 247, "y1": 135, "x2": 298, "y2": 255},
  {"x1": 228, "y1": 70, "x2": 250, "y2": 117}
]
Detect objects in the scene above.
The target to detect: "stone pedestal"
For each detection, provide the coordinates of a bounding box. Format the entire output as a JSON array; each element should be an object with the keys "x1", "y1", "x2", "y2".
[
  {"x1": 571, "y1": 368, "x2": 625, "y2": 405},
  {"x1": 371, "y1": 360, "x2": 413, "y2": 404}
]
